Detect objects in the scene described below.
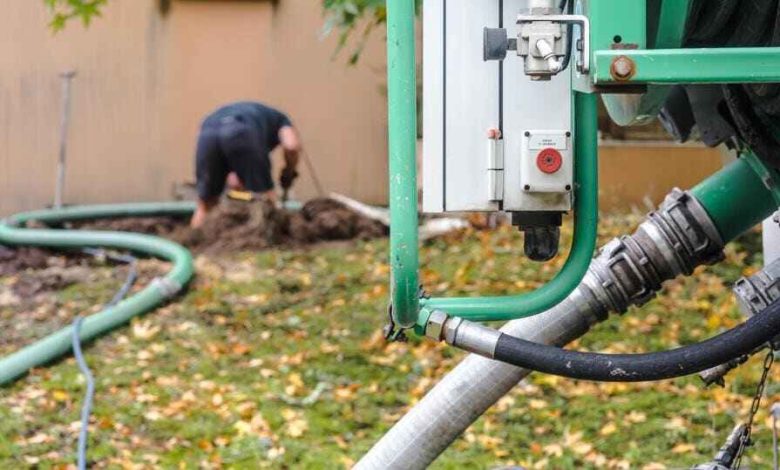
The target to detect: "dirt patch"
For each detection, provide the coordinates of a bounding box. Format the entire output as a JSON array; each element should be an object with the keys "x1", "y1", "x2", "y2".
[
  {"x1": 0, "y1": 245, "x2": 90, "y2": 282},
  {"x1": 0, "y1": 259, "x2": 166, "y2": 356},
  {"x1": 0, "y1": 198, "x2": 386, "y2": 282},
  {"x1": 74, "y1": 198, "x2": 387, "y2": 254},
  {"x1": 9, "y1": 265, "x2": 95, "y2": 298},
  {"x1": 0, "y1": 245, "x2": 96, "y2": 299},
  {"x1": 0, "y1": 246, "x2": 50, "y2": 275}
]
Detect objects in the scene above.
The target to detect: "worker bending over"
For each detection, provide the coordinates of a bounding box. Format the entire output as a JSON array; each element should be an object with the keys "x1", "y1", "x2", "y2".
[{"x1": 191, "y1": 101, "x2": 301, "y2": 228}]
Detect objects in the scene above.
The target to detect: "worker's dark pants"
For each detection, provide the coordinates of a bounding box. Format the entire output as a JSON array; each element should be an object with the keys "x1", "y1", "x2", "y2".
[{"x1": 195, "y1": 115, "x2": 274, "y2": 201}]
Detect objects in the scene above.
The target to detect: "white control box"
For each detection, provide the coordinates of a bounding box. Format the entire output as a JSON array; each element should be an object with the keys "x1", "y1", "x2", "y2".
[{"x1": 423, "y1": 0, "x2": 573, "y2": 214}]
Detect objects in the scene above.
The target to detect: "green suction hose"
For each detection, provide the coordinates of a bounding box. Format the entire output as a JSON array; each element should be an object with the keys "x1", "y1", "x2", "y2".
[{"x1": 0, "y1": 202, "x2": 196, "y2": 385}]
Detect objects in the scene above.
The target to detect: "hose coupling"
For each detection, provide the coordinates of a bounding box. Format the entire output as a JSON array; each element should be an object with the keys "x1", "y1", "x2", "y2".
[
  {"x1": 584, "y1": 189, "x2": 724, "y2": 319},
  {"x1": 643, "y1": 189, "x2": 724, "y2": 276},
  {"x1": 424, "y1": 311, "x2": 500, "y2": 358},
  {"x1": 699, "y1": 259, "x2": 780, "y2": 385},
  {"x1": 735, "y1": 258, "x2": 780, "y2": 344},
  {"x1": 151, "y1": 277, "x2": 183, "y2": 300}
]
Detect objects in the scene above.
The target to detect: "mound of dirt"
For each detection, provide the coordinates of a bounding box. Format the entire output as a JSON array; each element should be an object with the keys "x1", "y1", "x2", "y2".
[{"x1": 174, "y1": 198, "x2": 387, "y2": 254}]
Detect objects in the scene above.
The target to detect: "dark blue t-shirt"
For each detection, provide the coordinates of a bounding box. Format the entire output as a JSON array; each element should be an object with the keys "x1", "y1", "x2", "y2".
[{"x1": 203, "y1": 102, "x2": 292, "y2": 149}]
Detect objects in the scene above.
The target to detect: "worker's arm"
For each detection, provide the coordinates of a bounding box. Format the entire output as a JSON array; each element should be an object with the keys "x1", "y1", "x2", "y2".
[
  {"x1": 279, "y1": 125, "x2": 301, "y2": 190},
  {"x1": 279, "y1": 125, "x2": 301, "y2": 170}
]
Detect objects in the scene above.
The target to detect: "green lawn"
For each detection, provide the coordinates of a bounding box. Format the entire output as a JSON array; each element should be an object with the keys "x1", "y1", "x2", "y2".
[{"x1": 1, "y1": 213, "x2": 776, "y2": 469}]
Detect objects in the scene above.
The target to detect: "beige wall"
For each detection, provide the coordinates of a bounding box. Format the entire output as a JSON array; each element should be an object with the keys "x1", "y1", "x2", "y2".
[
  {"x1": 0, "y1": 0, "x2": 388, "y2": 215},
  {"x1": 599, "y1": 144, "x2": 725, "y2": 211},
  {"x1": 0, "y1": 0, "x2": 727, "y2": 216}
]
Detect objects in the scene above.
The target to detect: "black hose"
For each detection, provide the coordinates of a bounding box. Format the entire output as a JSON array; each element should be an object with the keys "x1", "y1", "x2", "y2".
[{"x1": 493, "y1": 297, "x2": 780, "y2": 382}]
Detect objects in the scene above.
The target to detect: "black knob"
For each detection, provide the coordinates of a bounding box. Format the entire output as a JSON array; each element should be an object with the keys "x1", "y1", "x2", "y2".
[
  {"x1": 523, "y1": 226, "x2": 560, "y2": 262},
  {"x1": 484, "y1": 27, "x2": 509, "y2": 61},
  {"x1": 511, "y1": 211, "x2": 563, "y2": 262}
]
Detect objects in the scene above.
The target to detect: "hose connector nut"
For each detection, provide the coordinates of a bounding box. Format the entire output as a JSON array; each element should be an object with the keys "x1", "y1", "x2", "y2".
[{"x1": 424, "y1": 310, "x2": 450, "y2": 342}]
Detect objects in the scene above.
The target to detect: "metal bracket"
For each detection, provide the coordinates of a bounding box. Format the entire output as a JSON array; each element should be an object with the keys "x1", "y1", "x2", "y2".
[
  {"x1": 383, "y1": 304, "x2": 408, "y2": 343},
  {"x1": 516, "y1": 14, "x2": 590, "y2": 74}
]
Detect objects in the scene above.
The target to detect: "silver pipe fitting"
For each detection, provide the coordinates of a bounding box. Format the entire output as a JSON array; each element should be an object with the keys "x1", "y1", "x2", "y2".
[
  {"x1": 536, "y1": 39, "x2": 562, "y2": 73},
  {"x1": 357, "y1": 188, "x2": 725, "y2": 469},
  {"x1": 426, "y1": 311, "x2": 501, "y2": 358}
]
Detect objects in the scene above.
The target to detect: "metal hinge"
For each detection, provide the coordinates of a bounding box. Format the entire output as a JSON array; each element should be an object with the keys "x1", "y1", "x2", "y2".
[{"x1": 488, "y1": 134, "x2": 504, "y2": 202}]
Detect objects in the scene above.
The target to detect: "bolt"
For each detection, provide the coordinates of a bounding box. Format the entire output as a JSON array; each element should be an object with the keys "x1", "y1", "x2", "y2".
[
  {"x1": 487, "y1": 128, "x2": 502, "y2": 140},
  {"x1": 524, "y1": 184, "x2": 531, "y2": 191},
  {"x1": 610, "y1": 56, "x2": 635, "y2": 81},
  {"x1": 565, "y1": 184, "x2": 572, "y2": 191},
  {"x1": 525, "y1": 131, "x2": 531, "y2": 137}
]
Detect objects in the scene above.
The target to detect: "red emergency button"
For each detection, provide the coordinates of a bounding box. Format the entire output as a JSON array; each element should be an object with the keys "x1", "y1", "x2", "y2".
[{"x1": 537, "y1": 148, "x2": 563, "y2": 174}]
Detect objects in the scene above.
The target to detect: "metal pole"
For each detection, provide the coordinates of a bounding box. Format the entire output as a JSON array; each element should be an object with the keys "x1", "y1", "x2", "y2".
[
  {"x1": 55, "y1": 70, "x2": 77, "y2": 209},
  {"x1": 386, "y1": 0, "x2": 420, "y2": 328}
]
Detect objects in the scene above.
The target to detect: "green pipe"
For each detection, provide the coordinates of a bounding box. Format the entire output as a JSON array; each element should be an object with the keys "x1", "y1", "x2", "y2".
[
  {"x1": 8, "y1": 201, "x2": 196, "y2": 226},
  {"x1": 0, "y1": 205, "x2": 195, "y2": 385},
  {"x1": 594, "y1": 48, "x2": 780, "y2": 85},
  {"x1": 386, "y1": 0, "x2": 420, "y2": 329},
  {"x1": 691, "y1": 153, "x2": 780, "y2": 242},
  {"x1": 421, "y1": 93, "x2": 600, "y2": 323}
]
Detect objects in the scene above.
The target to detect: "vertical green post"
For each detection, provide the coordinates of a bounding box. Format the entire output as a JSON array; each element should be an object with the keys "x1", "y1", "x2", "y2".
[{"x1": 387, "y1": 0, "x2": 420, "y2": 328}]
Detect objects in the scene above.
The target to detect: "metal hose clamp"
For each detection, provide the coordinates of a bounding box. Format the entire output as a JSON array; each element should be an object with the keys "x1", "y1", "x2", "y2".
[{"x1": 151, "y1": 277, "x2": 182, "y2": 299}]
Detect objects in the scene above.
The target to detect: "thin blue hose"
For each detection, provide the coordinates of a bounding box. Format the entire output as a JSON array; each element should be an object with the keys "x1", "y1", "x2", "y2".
[
  {"x1": 72, "y1": 250, "x2": 138, "y2": 470},
  {"x1": 71, "y1": 317, "x2": 94, "y2": 470}
]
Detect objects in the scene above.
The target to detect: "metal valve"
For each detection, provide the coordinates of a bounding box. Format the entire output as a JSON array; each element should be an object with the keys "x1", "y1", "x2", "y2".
[{"x1": 483, "y1": 13, "x2": 590, "y2": 80}]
